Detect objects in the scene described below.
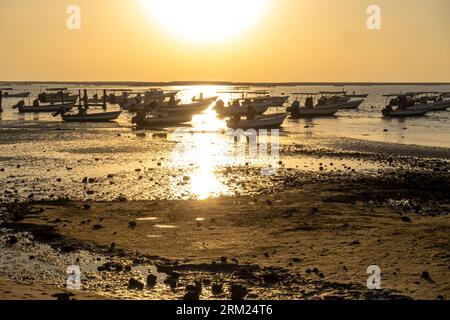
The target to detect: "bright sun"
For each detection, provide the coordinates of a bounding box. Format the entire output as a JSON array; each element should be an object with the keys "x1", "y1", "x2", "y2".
[{"x1": 141, "y1": 0, "x2": 271, "y2": 43}]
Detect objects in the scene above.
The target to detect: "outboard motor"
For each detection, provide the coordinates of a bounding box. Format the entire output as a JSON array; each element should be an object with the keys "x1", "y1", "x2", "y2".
[
  {"x1": 305, "y1": 97, "x2": 314, "y2": 109},
  {"x1": 286, "y1": 100, "x2": 300, "y2": 113}
]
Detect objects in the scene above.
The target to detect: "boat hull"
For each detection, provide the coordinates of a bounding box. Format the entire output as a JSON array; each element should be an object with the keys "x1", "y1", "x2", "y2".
[
  {"x1": 61, "y1": 111, "x2": 122, "y2": 122},
  {"x1": 152, "y1": 100, "x2": 213, "y2": 115},
  {"x1": 227, "y1": 113, "x2": 288, "y2": 130},
  {"x1": 18, "y1": 103, "x2": 75, "y2": 113},
  {"x1": 339, "y1": 99, "x2": 364, "y2": 110},
  {"x1": 290, "y1": 107, "x2": 339, "y2": 118},
  {"x1": 218, "y1": 101, "x2": 272, "y2": 117},
  {"x1": 135, "y1": 116, "x2": 192, "y2": 129},
  {"x1": 383, "y1": 104, "x2": 432, "y2": 117},
  {"x1": 430, "y1": 100, "x2": 450, "y2": 111},
  {"x1": 1, "y1": 92, "x2": 30, "y2": 98},
  {"x1": 39, "y1": 94, "x2": 78, "y2": 103}
]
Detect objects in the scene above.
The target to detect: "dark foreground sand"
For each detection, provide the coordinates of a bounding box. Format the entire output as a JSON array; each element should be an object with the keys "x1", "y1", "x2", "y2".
[{"x1": 1, "y1": 165, "x2": 449, "y2": 300}]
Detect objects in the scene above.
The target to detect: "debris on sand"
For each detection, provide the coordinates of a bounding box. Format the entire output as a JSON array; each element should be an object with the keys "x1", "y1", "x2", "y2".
[
  {"x1": 128, "y1": 221, "x2": 137, "y2": 229},
  {"x1": 146, "y1": 274, "x2": 157, "y2": 289},
  {"x1": 183, "y1": 282, "x2": 202, "y2": 300},
  {"x1": 211, "y1": 283, "x2": 223, "y2": 295},
  {"x1": 421, "y1": 271, "x2": 435, "y2": 283},
  {"x1": 128, "y1": 277, "x2": 145, "y2": 291},
  {"x1": 230, "y1": 284, "x2": 248, "y2": 300},
  {"x1": 51, "y1": 292, "x2": 75, "y2": 300}
]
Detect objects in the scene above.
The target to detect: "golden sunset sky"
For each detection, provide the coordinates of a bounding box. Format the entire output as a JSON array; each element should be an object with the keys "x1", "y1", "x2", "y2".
[{"x1": 1, "y1": 0, "x2": 449, "y2": 82}]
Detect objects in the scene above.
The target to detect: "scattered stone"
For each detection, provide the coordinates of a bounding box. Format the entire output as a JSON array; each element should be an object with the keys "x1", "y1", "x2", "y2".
[
  {"x1": 309, "y1": 207, "x2": 319, "y2": 214},
  {"x1": 421, "y1": 271, "x2": 434, "y2": 283},
  {"x1": 146, "y1": 274, "x2": 157, "y2": 289},
  {"x1": 220, "y1": 257, "x2": 227, "y2": 264},
  {"x1": 127, "y1": 278, "x2": 145, "y2": 291},
  {"x1": 6, "y1": 235, "x2": 18, "y2": 245},
  {"x1": 92, "y1": 224, "x2": 102, "y2": 230},
  {"x1": 128, "y1": 221, "x2": 137, "y2": 229},
  {"x1": 211, "y1": 283, "x2": 223, "y2": 295},
  {"x1": 83, "y1": 204, "x2": 91, "y2": 210},
  {"x1": 230, "y1": 284, "x2": 248, "y2": 300},
  {"x1": 401, "y1": 216, "x2": 411, "y2": 222},
  {"x1": 51, "y1": 292, "x2": 75, "y2": 300}
]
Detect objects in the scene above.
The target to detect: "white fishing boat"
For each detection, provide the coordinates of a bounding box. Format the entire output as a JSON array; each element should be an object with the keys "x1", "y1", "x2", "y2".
[
  {"x1": 214, "y1": 100, "x2": 272, "y2": 117},
  {"x1": 382, "y1": 94, "x2": 433, "y2": 117},
  {"x1": 287, "y1": 94, "x2": 342, "y2": 118},
  {"x1": 58, "y1": 111, "x2": 122, "y2": 122},
  {"x1": 227, "y1": 113, "x2": 288, "y2": 130}
]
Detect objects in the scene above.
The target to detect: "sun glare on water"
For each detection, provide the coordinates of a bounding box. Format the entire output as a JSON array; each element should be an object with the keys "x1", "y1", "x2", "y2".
[{"x1": 141, "y1": 0, "x2": 271, "y2": 43}]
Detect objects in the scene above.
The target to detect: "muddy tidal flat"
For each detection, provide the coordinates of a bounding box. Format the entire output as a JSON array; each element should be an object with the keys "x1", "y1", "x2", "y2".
[{"x1": 1, "y1": 124, "x2": 449, "y2": 300}]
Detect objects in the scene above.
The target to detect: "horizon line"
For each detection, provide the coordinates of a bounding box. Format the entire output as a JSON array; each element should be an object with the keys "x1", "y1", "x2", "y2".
[{"x1": 1, "y1": 81, "x2": 450, "y2": 87}]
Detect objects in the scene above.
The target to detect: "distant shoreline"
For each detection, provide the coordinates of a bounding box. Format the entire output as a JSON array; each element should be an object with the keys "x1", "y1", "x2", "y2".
[{"x1": 1, "y1": 81, "x2": 450, "y2": 87}]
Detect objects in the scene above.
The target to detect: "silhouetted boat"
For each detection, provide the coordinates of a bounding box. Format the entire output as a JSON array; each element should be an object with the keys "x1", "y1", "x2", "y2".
[
  {"x1": 38, "y1": 89, "x2": 78, "y2": 103},
  {"x1": 287, "y1": 94, "x2": 342, "y2": 118},
  {"x1": 13, "y1": 101, "x2": 75, "y2": 113},
  {"x1": 382, "y1": 94, "x2": 433, "y2": 117},
  {"x1": 214, "y1": 100, "x2": 271, "y2": 117},
  {"x1": 132, "y1": 114, "x2": 192, "y2": 129},
  {"x1": 1, "y1": 91, "x2": 30, "y2": 98},
  {"x1": 58, "y1": 111, "x2": 122, "y2": 122},
  {"x1": 151, "y1": 98, "x2": 215, "y2": 115},
  {"x1": 227, "y1": 113, "x2": 288, "y2": 130},
  {"x1": 340, "y1": 99, "x2": 364, "y2": 110}
]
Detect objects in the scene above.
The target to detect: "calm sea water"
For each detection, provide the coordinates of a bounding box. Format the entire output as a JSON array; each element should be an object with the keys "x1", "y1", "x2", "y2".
[
  {"x1": 1, "y1": 84, "x2": 449, "y2": 148},
  {"x1": 0, "y1": 83, "x2": 449, "y2": 202}
]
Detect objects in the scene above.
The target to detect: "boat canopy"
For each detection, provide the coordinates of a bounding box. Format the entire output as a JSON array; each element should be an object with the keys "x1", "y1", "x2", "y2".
[
  {"x1": 319, "y1": 91, "x2": 347, "y2": 95},
  {"x1": 46, "y1": 87, "x2": 68, "y2": 91}
]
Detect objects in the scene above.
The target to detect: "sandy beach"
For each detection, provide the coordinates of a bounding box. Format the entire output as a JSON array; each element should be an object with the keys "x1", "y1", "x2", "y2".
[{"x1": 1, "y1": 132, "x2": 449, "y2": 300}]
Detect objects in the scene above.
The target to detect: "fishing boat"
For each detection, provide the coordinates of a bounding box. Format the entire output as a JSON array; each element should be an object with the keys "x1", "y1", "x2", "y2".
[
  {"x1": 214, "y1": 100, "x2": 272, "y2": 117},
  {"x1": 13, "y1": 100, "x2": 75, "y2": 113},
  {"x1": 151, "y1": 98, "x2": 216, "y2": 115},
  {"x1": 227, "y1": 113, "x2": 288, "y2": 130},
  {"x1": 246, "y1": 95, "x2": 289, "y2": 107},
  {"x1": 340, "y1": 99, "x2": 364, "y2": 110},
  {"x1": 382, "y1": 94, "x2": 432, "y2": 117},
  {"x1": 344, "y1": 92, "x2": 369, "y2": 98},
  {"x1": 57, "y1": 111, "x2": 122, "y2": 122},
  {"x1": 38, "y1": 88, "x2": 78, "y2": 103},
  {"x1": 1, "y1": 90, "x2": 31, "y2": 98},
  {"x1": 131, "y1": 113, "x2": 192, "y2": 129},
  {"x1": 287, "y1": 94, "x2": 342, "y2": 118},
  {"x1": 318, "y1": 91, "x2": 364, "y2": 110},
  {"x1": 430, "y1": 99, "x2": 450, "y2": 111}
]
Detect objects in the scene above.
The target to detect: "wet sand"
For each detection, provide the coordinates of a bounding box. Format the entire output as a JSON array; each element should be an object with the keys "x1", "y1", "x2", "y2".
[{"x1": 1, "y1": 141, "x2": 449, "y2": 300}]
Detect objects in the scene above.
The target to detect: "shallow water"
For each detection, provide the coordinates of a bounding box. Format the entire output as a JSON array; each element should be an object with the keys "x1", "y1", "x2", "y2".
[{"x1": 0, "y1": 84, "x2": 449, "y2": 202}]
